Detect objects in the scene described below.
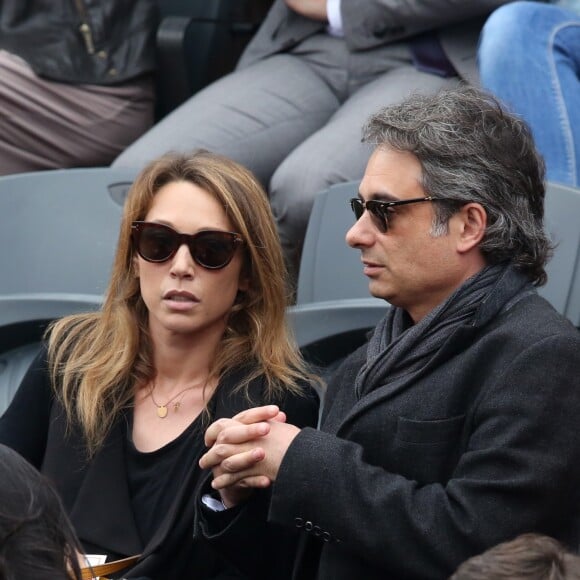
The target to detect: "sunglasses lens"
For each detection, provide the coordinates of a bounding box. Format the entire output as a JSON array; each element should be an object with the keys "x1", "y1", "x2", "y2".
[
  {"x1": 350, "y1": 199, "x2": 387, "y2": 232},
  {"x1": 137, "y1": 225, "x2": 178, "y2": 262},
  {"x1": 350, "y1": 199, "x2": 364, "y2": 220},
  {"x1": 367, "y1": 202, "x2": 388, "y2": 233},
  {"x1": 189, "y1": 232, "x2": 238, "y2": 269}
]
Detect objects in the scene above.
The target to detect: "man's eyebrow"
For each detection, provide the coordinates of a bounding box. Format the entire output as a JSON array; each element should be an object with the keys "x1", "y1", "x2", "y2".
[{"x1": 358, "y1": 191, "x2": 398, "y2": 202}]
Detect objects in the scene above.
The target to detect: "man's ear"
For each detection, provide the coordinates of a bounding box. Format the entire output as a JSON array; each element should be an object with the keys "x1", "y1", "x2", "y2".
[{"x1": 456, "y1": 203, "x2": 487, "y2": 254}]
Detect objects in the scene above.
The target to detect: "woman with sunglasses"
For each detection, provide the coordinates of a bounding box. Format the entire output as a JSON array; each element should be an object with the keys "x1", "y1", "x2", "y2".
[{"x1": 0, "y1": 150, "x2": 319, "y2": 579}]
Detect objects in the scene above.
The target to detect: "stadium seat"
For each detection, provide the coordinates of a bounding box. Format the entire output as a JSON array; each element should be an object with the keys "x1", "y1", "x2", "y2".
[
  {"x1": 287, "y1": 181, "x2": 387, "y2": 369},
  {"x1": 0, "y1": 167, "x2": 137, "y2": 413},
  {"x1": 539, "y1": 182, "x2": 580, "y2": 328}
]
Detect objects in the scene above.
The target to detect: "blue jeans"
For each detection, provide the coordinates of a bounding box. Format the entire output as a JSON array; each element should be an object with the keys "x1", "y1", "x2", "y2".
[{"x1": 478, "y1": 2, "x2": 580, "y2": 187}]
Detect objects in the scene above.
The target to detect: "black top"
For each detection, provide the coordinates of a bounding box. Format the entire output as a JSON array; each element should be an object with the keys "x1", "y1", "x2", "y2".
[{"x1": 125, "y1": 413, "x2": 205, "y2": 546}]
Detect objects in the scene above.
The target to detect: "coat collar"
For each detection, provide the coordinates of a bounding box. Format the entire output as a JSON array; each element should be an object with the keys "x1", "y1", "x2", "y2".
[
  {"x1": 324, "y1": 267, "x2": 533, "y2": 435},
  {"x1": 69, "y1": 415, "x2": 143, "y2": 557}
]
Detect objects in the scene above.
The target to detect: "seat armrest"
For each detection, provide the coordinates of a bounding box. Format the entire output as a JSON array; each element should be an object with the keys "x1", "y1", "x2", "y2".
[
  {"x1": 287, "y1": 298, "x2": 387, "y2": 369},
  {"x1": 0, "y1": 294, "x2": 103, "y2": 353},
  {"x1": 155, "y1": 16, "x2": 196, "y2": 117}
]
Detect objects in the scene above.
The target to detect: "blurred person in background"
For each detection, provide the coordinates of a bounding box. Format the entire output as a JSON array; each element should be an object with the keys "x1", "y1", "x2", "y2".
[
  {"x1": 479, "y1": 1, "x2": 580, "y2": 187},
  {"x1": 0, "y1": 0, "x2": 158, "y2": 176},
  {"x1": 449, "y1": 533, "x2": 580, "y2": 580}
]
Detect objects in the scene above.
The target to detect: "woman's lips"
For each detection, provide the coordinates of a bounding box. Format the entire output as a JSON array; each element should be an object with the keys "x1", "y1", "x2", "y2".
[{"x1": 163, "y1": 290, "x2": 199, "y2": 310}]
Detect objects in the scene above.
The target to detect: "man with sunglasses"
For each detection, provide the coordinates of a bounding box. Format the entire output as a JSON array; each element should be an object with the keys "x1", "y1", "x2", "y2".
[{"x1": 197, "y1": 86, "x2": 580, "y2": 580}]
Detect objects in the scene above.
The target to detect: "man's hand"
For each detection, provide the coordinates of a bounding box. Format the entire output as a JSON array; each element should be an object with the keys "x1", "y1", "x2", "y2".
[
  {"x1": 284, "y1": 0, "x2": 328, "y2": 22},
  {"x1": 200, "y1": 406, "x2": 301, "y2": 506}
]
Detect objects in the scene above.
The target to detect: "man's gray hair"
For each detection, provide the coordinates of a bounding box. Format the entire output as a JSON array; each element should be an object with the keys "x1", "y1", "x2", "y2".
[{"x1": 362, "y1": 85, "x2": 552, "y2": 286}]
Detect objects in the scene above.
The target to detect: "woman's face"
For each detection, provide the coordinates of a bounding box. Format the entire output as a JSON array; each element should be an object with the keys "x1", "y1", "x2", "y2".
[{"x1": 134, "y1": 180, "x2": 248, "y2": 345}]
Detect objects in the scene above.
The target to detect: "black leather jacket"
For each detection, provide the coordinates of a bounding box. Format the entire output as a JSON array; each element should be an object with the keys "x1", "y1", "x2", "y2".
[{"x1": 0, "y1": 0, "x2": 158, "y2": 85}]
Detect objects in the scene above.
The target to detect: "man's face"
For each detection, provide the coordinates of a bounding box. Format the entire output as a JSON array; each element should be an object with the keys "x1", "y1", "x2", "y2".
[{"x1": 346, "y1": 147, "x2": 472, "y2": 323}]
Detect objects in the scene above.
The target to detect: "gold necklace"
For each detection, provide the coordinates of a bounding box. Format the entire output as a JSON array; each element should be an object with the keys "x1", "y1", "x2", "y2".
[{"x1": 149, "y1": 378, "x2": 207, "y2": 419}]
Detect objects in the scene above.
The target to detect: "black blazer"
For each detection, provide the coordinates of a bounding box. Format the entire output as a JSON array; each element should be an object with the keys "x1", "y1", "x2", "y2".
[
  {"x1": 0, "y1": 349, "x2": 319, "y2": 579},
  {"x1": 201, "y1": 289, "x2": 580, "y2": 580}
]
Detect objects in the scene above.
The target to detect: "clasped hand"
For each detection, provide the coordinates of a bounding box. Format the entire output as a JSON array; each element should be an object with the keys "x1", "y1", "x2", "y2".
[
  {"x1": 199, "y1": 405, "x2": 300, "y2": 507},
  {"x1": 284, "y1": 0, "x2": 328, "y2": 21}
]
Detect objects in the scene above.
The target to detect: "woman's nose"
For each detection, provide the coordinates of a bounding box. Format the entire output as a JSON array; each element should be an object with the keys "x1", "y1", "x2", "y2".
[{"x1": 169, "y1": 243, "x2": 195, "y2": 278}]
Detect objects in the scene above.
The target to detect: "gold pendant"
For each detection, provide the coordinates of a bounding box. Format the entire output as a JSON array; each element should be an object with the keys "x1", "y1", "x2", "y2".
[{"x1": 157, "y1": 405, "x2": 168, "y2": 418}]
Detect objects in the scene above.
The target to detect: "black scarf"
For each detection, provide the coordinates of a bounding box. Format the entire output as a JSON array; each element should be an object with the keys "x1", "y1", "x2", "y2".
[{"x1": 354, "y1": 264, "x2": 532, "y2": 398}]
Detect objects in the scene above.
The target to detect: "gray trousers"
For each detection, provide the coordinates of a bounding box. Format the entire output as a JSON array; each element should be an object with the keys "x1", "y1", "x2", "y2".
[
  {"x1": 113, "y1": 34, "x2": 459, "y2": 276},
  {"x1": 0, "y1": 50, "x2": 155, "y2": 176}
]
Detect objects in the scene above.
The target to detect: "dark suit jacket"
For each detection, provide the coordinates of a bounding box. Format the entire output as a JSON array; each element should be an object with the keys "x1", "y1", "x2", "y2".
[
  {"x1": 201, "y1": 281, "x2": 580, "y2": 579},
  {"x1": 237, "y1": 0, "x2": 514, "y2": 83},
  {"x1": 0, "y1": 349, "x2": 319, "y2": 579}
]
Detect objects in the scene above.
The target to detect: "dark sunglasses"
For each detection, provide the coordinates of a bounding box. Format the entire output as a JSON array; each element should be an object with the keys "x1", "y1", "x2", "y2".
[
  {"x1": 131, "y1": 221, "x2": 244, "y2": 269},
  {"x1": 349, "y1": 196, "x2": 447, "y2": 233}
]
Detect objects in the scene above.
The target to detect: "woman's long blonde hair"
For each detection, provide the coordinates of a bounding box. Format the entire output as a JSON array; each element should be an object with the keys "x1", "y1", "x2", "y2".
[{"x1": 47, "y1": 150, "x2": 312, "y2": 455}]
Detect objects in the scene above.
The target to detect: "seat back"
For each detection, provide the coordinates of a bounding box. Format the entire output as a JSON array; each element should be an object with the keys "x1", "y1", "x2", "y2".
[
  {"x1": 0, "y1": 167, "x2": 136, "y2": 413},
  {"x1": 0, "y1": 167, "x2": 136, "y2": 300},
  {"x1": 538, "y1": 182, "x2": 580, "y2": 327},
  {"x1": 290, "y1": 181, "x2": 386, "y2": 369},
  {"x1": 296, "y1": 181, "x2": 382, "y2": 305},
  {"x1": 0, "y1": 343, "x2": 43, "y2": 417}
]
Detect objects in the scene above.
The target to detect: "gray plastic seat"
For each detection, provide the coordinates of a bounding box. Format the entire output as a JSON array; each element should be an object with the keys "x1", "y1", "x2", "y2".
[
  {"x1": 0, "y1": 343, "x2": 48, "y2": 416},
  {"x1": 0, "y1": 167, "x2": 136, "y2": 298},
  {"x1": 0, "y1": 167, "x2": 137, "y2": 414},
  {"x1": 295, "y1": 181, "x2": 377, "y2": 305},
  {"x1": 288, "y1": 181, "x2": 387, "y2": 367},
  {"x1": 539, "y1": 182, "x2": 580, "y2": 328}
]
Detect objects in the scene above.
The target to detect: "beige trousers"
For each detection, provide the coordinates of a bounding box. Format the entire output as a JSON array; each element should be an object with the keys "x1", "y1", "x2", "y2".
[{"x1": 0, "y1": 50, "x2": 155, "y2": 175}]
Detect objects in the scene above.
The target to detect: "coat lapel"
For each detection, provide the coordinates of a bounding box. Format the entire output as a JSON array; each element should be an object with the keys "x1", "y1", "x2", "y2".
[
  {"x1": 69, "y1": 417, "x2": 143, "y2": 557},
  {"x1": 347, "y1": 328, "x2": 476, "y2": 427},
  {"x1": 322, "y1": 322, "x2": 483, "y2": 438}
]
